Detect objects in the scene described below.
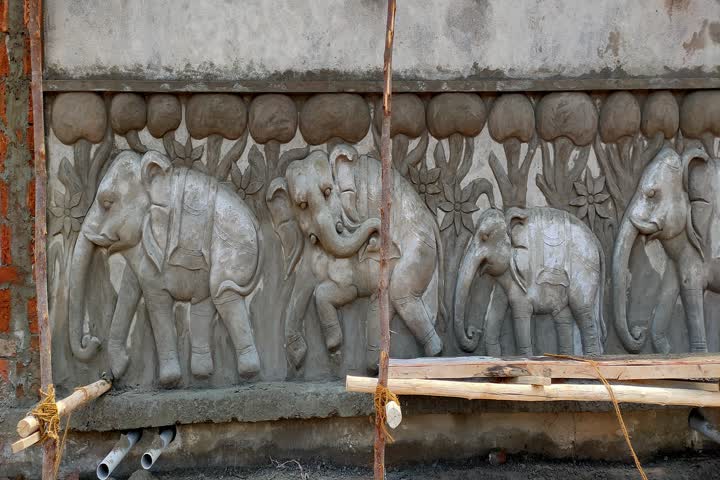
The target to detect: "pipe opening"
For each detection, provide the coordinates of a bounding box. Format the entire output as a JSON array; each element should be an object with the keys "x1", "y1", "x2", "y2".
[{"x1": 140, "y1": 426, "x2": 177, "y2": 470}]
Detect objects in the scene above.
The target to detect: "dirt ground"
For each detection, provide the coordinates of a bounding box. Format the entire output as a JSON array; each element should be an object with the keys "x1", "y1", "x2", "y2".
[{"x1": 150, "y1": 453, "x2": 720, "y2": 480}]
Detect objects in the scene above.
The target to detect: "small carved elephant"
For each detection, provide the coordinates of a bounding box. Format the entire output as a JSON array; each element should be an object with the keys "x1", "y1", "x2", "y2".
[
  {"x1": 267, "y1": 144, "x2": 444, "y2": 372},
  {"x1": 68, "y1": 150, "x2": 263, "y2": 386},
  {"x1": 454, "y1": 207, "x2": 606, "y2": 356}
]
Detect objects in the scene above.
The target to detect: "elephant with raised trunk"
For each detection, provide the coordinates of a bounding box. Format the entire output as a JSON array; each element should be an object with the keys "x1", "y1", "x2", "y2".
[
  {"x1": 69, "y1": 150, "x2": 263, "y2": 386},
  {"x1": 613, "y1": 146, "x2": 720, "y2": 353},
  {"x1": 454, "y1": 207, "x2": 606, "y2": 356},
  {"x1": 267, "y1": 144, "x2": 444, "y2": 372}
]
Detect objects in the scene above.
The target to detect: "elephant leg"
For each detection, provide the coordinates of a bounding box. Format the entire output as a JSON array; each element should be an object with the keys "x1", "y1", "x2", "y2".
[
  {"x1": 314, "y1": 281, "x2": 357, "y2": 352},
  {"x1": 552, "y1": 306, "x2": 574, "y2": 355},
  {"x1": 391, "y1": 293, "x2": 442, "y2": 357},
  {"x1": 681, "y1": 287, "x2": 707, "y2": 352},
  {"x1": 570, "y1": 302, "x2": 601, "y2": 355},
  {"x1": 189, "y1": 297, "x2": 215, "y2": 377},
  {"x1": 485, "y1": 285, "x2": 508, "y2": 357},
  {"x1": 107, "y1": 266, "x2": 141, "y2": 380},
  {"x1": 509, "y1": 301, "x2": 533, "y2": 356},
  {"x1": 144, "y1": 289, "x2": 181, "y2": 387},
  {"x1": 651, "y1": 263, "x2": 679, "y2": 354},
  {"x1": 213, "y1": 293, "x2": 260, "y2": 378}
]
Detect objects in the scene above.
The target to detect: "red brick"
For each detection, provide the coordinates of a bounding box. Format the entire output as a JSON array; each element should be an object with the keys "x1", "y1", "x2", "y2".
[
  {"x1": 0, "y1": 288, "x2": 9, "y2": 333},
  {"x1": 27, "y1": 297, "x2": 37, "y2": 333},
  {"x1": 26, "y1": 125, "x2": 33, "y2": 152},
  {"x1": 0, "y1": 336, "x2": 15, "y2": 356},
  {"x1": 0, "y1": 265, "x2": 18, "y2": 283},
  {"x1": 0, "y1": 39, "x2": 8, "y2": 76},
  {"x1": 0, "y1": 1, "x2": 9, "y2": 33},
  {"x1": 0, "y1": 357, "x2": 9, "y2": 382},
  {"x1": 0, "y1": 224, "x2": 10, "y2": 264},
  {"x1": 0, "y1": 180, "x2": 6, "y2": 218}
]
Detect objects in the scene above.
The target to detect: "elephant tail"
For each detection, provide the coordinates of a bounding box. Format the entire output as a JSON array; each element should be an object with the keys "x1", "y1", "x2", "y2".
[
  {"x1": 216, "y1": 221, "x2": 265, "y2": 298},
  {"x1": 433, "y1": 219, "x2": 447, "y2": 322}
]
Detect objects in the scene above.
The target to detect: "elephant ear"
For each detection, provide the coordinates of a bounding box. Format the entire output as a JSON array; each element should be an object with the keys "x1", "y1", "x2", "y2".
[
  {"x1": 682, "y1": 147, "x2": 712, "y2": 260},
  {"x1": 267, "y1": 177, "x2": 304, "y2": 278},
  {"x1": 505, "y1": 208, "x2": 530, "y2": 294},
  {"x1": 141, "y1": 150, "x2": 173, "y2": 206},
  {"x1": 329, "y1": 144, "x2": 362, "y2": 225}
]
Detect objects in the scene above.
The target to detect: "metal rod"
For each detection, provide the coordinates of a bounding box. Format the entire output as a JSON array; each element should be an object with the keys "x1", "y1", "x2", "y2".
[
  {"x1": 689, "y1": 408, "x2": 720, "y2": 444},
  {"x1": 373, "y1": 1, "x2": 396, "y2": 479},
  {"x1": 26, "y1": 0, "x2": 54, "y2": 478},
  {"x1": 96, "y1": 430, "x2": 142, "y2": 480},
  {"x1": 140, "y1": 427, "x2": 176, "y2": 470}
]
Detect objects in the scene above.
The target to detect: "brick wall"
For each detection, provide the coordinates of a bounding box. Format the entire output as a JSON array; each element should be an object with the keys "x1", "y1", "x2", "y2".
[{"x1": 0, "y1": 0, "x2": 38, "y2": 409}]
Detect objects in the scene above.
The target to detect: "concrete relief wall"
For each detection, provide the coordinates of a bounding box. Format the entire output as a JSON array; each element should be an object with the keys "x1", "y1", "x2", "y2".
[{"x1": 45, "y1": 90, "x2": 720, "y2": 391}]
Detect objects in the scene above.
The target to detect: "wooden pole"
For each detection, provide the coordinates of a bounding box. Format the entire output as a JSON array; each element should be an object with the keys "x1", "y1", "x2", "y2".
[
  {"x1": 347, "y1": 376, "x2": 720, "y2": 407},
  {"x1": 17, "y1": 379, "x2": 113, "y2": 438},
  {"x1": 26, "y1": 0, "x2": 54, "y2": 477},
  {"x1": 374, "y1": 1, "x2": 396, "y2": 479}
]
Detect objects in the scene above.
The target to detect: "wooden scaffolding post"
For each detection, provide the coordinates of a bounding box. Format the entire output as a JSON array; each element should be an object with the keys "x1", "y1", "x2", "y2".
[
  {"x1": 26, "y1": 0, "x2": 55, "y2": 477},
  {"x1": 374, "y1": 1, "x2": 397, "y2": 479}
]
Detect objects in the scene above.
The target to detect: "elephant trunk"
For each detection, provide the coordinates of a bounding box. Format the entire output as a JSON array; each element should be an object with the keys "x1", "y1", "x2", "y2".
[
  {"x1": 68, "y1": 233, "x2": 102, "y2": 361},
  {"x1": 612, "y1": 214, "x2": 646, "y2": 353},
  {"x1": 454, "y1": 240, "x2": 481, "y2": 352},
  {"x1": 316, "y1": 214, "x2": 380, "y2": 258}
]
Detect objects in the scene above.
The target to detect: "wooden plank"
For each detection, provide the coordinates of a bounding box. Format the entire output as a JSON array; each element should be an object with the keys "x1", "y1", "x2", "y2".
[
  {"x1": 12, "y1": 432, "x2": 41, "y2": 454},
  {"x1": 504, "y1": 375, "x2": 551, "y2": 386},
  {"x1": 346, "y1": 376, "x2": 720, "y2": 407},
  {"x1": 621, "y1": 379, "x2": 720, "y2": 392},
  {"x1": 388, "y1": 355, "x2": 720, "y2": 381},
  {"x1": 42, "y1": 77, "x2": 720, "y2": 94}
]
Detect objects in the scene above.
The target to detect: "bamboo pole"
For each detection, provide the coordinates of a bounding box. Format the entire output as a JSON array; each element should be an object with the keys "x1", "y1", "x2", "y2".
[
  {"x1": 374, "y1": 1, "x2": 397, "y2": 479},
  {"x1": 26, "y1": 0, "x2": 54, "y2": 477},
  {"x1": 347, "y1": 376, "x2": 720, "y2": 407},
  {"x1": 17, "y1": 379, "x2": 113, "y2": 438}
]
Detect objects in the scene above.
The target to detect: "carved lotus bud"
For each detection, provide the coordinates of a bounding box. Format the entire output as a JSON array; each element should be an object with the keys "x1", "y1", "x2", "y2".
[
  {"x1": 146, "y1": 94, "x2": 182, "y2": 138},
  {"x1": 373, "y1": 94, "x2": 425, "y2": 138},
  {"x1": 599, "y1": 91, "x2": 640, "y2": 143},
  {"x1": 488, "y1": 94, "x2": 535, "y2": 143},
  {"x1": 536, "y1": 92, "x2": 597, "y2": 146},
  {"x1": 186, "y1": 94, "x2": 247, "y2": 140},
  {"x1": 51, "y1": 92, "x2": 106, "y2": 145},
  {"x1": 641, "y1": 91, "x2": 678, "y2": 140},
  {"x1": 680, "y1": 90, "x2": 720, "y2": 139},
  {"x1": 426, "y1": 93, "x2": 486, "y2": 139},
  {"x1": 249, "y1": 94, "x2": 298, "y2": 144},
  {"x1": 299, "y1": 94, "x2": 370, "y2": 145},
  {"x1": 109, "y1": 93, "x2": 147, "y2": 135}
]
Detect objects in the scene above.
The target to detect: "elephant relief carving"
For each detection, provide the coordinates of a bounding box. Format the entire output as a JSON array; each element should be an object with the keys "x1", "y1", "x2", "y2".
[
  {"x1": 454, "y1": 207, "x2": 606, "y2": 356},
  {"x1": 267, "y1": 144, "x2": 444, "y2": 373},
  {"x1": 68, "y1": 150, "x2": 263, "y2": 386},
  {"x1": 613, "y1": 146, "x2": 720, "y2": 353}
]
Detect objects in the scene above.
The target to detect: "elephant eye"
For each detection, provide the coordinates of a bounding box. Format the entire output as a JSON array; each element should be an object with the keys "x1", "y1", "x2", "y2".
[
  {"x1": 480, "y1": 233, "x2": 489, "y2": 242},
  {"x1": 323, "y1": 187, "x2": 332, "y2": 198},
  {"x1": 646, "y1": 188, "x2": 655, "y2": 198},
  {"x1": 101, "y1": 199, "x2": 114, "y2": 210},
  {"x1": 299, "y1": 201, "x2": 308, "y2": 210}
]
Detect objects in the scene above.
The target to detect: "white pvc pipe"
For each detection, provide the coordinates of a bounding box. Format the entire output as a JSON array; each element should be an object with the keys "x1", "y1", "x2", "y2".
[
  {"x1": 97, "y1": 430, "x2": 142, "y2": 480},
  {"x1": 141, "y1": 427, "x2": 176, "y2": 470}
]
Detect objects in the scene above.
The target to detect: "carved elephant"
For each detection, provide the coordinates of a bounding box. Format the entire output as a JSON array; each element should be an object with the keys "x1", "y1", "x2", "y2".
[
  {"x1": 613, "y1": 146, "x2": 720, "y2": 353},
  {"x1": 267, "y1": 144, "x2": 444, "y2": 372},
  {"x1": 69, "y1": 150, "x2": 263, "y2": 386},
  {"x1": 454, "y1": 207, "x2": 606, "y2": 356}
]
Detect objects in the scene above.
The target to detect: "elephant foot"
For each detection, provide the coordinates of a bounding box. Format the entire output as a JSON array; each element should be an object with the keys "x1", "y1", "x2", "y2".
[
  {"x1": 158, "y1": 355, "x2": 182, "y2": 387},
  {"x1": 652, "y1": 334, "x2": 672, "y2": 355},
  {"x1": 109, "y1": 344, "x2": 130, "y2": 380},
  {"x1": 422, "y1": 331, "x2": 443, "y2": 357},
  {"x1": 322, "y1": 323, "x2": 343, "y2": 352},
  {"x1": 690, "y1": 343, "x2": 708, "y2": 353},
  {"x1": 286, "y1": 334, "x2": 308, "y2": 369},
  {"x1": 236, "y1": 346, "x2": 261, "y2": 378},
  {"x1": 191, "y1": 350, "x2": 214, "y2": 377}
]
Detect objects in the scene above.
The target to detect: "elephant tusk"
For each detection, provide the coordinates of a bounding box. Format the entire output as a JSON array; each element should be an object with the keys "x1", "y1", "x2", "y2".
[{"x1": 310, "y1": 234, "x2": 318, "y2": 245}]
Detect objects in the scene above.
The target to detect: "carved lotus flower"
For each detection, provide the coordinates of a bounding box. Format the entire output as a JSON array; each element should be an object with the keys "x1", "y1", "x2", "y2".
[
  {"x1": 299, "y1": 94, "x2": 370, "y2": 145},
  {"x1": 249, "y1": 94, "x2": 298, "y2": 144},
  {"x1": 173, "y1": 137, "x2": 204, "y2": 169},
  {"x1": 51, "y1": 93, "x2": 107, "y2": 145},
  {"x1": 570, "y1": 174, "x2": 611, "y2": 230},
  {"x1": 438, "y1": 182, "x2": 479, "y2": 235},
  {"x1": 408, "y1": 164, "x2": 442, "y2": 211},
  {"x1": 373, "y1": 94, "x2": 426, "y2": 138},
  {"x1": 49, "y1": 188, "x2": 84, "y2": 237},
  {"x1": 426, "y1": 93, "x2": 486, "y2": 139},
  {"x1": 146, "y1": 94, "x2": 182, "y2": 138}
]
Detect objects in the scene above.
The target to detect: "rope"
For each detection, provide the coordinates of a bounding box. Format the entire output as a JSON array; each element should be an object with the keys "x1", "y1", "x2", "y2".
[
  {"x1": 28, "y1": 384, "x2": 71, "y2": 480},
  {"x1": 546, "y1": 354, "x2": 648, "y2": 480},
  {"x1": 374, "y1": 352, "x2": 400, "y2": 443}
]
